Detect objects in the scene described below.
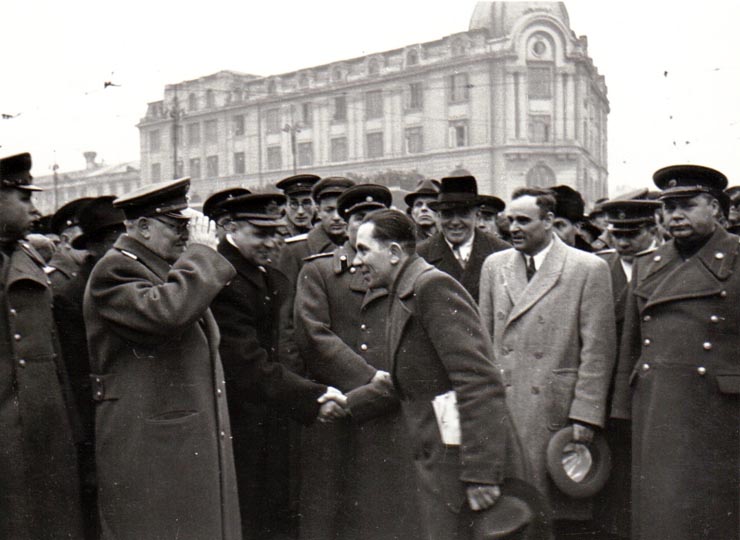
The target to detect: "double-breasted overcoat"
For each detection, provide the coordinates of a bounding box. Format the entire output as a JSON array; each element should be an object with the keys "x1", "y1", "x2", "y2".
[
  {"x1": 294, "y1": 243, "x2": 421, "y2": 540},
  {"x1": 611, "y1": 227, "x2": 739, "y2": 540},
  {"x1": 479, "y1": 235, "x2": 616, "y2": 520},
  {"x1": 84, "y1": 235, "x2": 240, "y2": 540},
  {"x1": 0, "y1": 242, "x2": 83, "y2": 539}
]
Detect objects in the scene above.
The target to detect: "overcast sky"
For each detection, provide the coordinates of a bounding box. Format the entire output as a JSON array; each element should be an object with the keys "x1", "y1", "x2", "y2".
[{"x1": 1, "y1": 0, "x2": 738, "y2": 195}]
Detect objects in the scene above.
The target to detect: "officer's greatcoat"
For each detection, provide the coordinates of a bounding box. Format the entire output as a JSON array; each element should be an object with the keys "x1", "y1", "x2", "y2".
[
  {"x1": 294, "y1": 244, "x2": 422, "y2": 540},
  {"x1": 0, "y1": 242, "x2": 83, "y2": 539},
  {"x1": 612, "y1": 227, "x2": 740, "y2": 540},
  {"x1": 84, "y1": 235, "x2": 240, "y2": 540}
]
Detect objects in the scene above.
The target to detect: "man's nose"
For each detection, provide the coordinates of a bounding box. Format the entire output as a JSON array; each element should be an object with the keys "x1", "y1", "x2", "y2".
[{"x1": 352, "y1": 254, "x2": 362, "y2": 267}]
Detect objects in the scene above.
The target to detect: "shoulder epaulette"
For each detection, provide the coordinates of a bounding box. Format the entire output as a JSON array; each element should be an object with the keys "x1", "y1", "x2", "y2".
[
  {"x1": 19, "y1": 241, "x2": 47, "y2": 267},
  {"x1": 43, "y1": 266, "x2": 57, "y2": 275},
  {"x1": 634, "y1": 246, "x2": 658, "y2": 258},
  {"x1": 285, "y1": 233, "x2": 309, "y2": 244},
  {"x1": 303, "y1": 252, "x2": 333, "y2": 263},
  {"x1": 595, "y1": 248, "x2": 616, "y2": 255},
  {"x1": 118, "y1": 249, "x2": 139, "y2": 261}
]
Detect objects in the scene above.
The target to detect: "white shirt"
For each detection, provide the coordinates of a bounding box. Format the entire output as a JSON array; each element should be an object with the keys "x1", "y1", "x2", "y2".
[{"x1": 445, "y1": 232, "x2": 475, "y2": 265}]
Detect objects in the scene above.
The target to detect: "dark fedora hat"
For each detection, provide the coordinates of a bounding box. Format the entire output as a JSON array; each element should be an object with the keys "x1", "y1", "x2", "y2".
[
  {"x1": 404, "y1": 178, "x2": 441, "y2": 207},
  {"x1": 72, "y1": 196, "x2": 126, "y2": 250},
  {"x1": 546, "y1": 426, "x2": 612, "y2": 499},
  {"x1": 50, "y1": 197, "x2": 94, "y2": 236},
  {"x1": 460, "y1": 477, "x2": 551, "y2": 540},
  {"x1": 429, "y1": 175, "x2": 479, "y2": 211}
]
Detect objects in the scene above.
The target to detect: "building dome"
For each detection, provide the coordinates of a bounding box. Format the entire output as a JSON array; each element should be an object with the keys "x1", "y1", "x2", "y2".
[{"x1": 470, "y1": 1, "x2": 570, "y2": 39}]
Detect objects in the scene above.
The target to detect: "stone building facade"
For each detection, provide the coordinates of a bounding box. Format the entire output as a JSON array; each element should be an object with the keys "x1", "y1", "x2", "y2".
[{"x1": 137, "y1": 1, "x2": 608, "y2": 204}]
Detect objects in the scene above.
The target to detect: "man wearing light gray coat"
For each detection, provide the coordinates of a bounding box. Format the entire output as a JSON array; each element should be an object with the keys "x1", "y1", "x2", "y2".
[{"x1": 479, "y1": 188, "x2": 616, "y2": 536}]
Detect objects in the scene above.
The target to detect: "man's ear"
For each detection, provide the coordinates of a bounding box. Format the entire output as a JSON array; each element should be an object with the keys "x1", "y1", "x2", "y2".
[
  {"x1": 137, "y1": 217, "x2": 152, "y2": 240},
  {"x1": 389, "y1": 242, "x2": 403, "y2": 264}
]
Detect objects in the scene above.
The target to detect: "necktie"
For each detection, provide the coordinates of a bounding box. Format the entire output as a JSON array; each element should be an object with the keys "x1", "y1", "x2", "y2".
[
  {"x1": 454, "y1": 246, "x2": 466, "y2": 269},
  {"x1": 525, "y1": 255, "x2": 536, "y2": 281}
]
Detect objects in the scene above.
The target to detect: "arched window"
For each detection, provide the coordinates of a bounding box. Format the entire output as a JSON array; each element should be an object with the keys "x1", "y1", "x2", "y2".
[
  {"x1": 526, "y1": 163, "x2": 556, "y2": 187},
  {"x1": 188, "y1": 93, "x2": 198, "y2": 111},
  {"x1": 406, "y1": 50, "x2": 419, "y2": 66}
]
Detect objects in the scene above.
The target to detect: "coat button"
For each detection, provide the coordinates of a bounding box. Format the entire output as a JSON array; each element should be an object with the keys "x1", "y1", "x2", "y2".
[
  {"x1": 703, "y1": 342, "x2": 712, "y2": 351},
  {"x1": 9, "y1": 308, "x2": 16, "y2": 316},
  {"x1": 13, "y1": 334, "x2": 21, "y2": 341},
  {"x1": 217, "y1": 388, "x2": 223, "y2": 396},
  {"x1": 710, "y1": 315, "x2": 719, "y2": 323},
  {"x1": 641, "y1": 363, "x2": 650, "y2": 372},
  {"x1": 264, "y1": 296, "x2": 270, "y2": 302},
  {"x1": 220, "y1": 431, "x2": 226, "y2": 439},
  {"x1": 643, "y1": 315, "x2": 651, "y2": 322},
  {"x1": 349, "y1": 267, "x2": 356, "y2": 274},
  {"x1": 18, "y1": 359, "x2": 26, "y2": 367},
  {"x1": 697, "y1": 367, "x2": 707, "y2": 376},
  {"x1": 643, "y1": 338, "x2": 651, "y2": 346},
  {"x1": 715, "y1": 252, "x2": 725, "y2": 260},
  {"x1": 360, "y1": 344, "x2": 368, "y2": 351},
  {"x1": 360, "y1": 324, "x2": 367, "y2": 330},
  {"x1": 340, "y1": 255, "x2": 347, "y2": 262},
  {"x1": 653, "y1": 255, "x2": 661, "y2": 262},
  {"x1": 95, "y1": 391, "x2": 103, "y2": 398},
  {"x1": 720, "y1": 290, "x2": 727, "y2": 298}
]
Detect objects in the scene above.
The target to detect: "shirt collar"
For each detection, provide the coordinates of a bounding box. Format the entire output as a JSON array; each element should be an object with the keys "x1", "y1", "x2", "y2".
[{"x1": 444, "y1": 231, "x2": 475, "y2": 261}]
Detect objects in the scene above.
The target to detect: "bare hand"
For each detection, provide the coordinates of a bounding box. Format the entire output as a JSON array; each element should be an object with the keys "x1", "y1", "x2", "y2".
[
  {"x1": 182, "y1": 208, "x2": 219, "y2": 251},
  {"x1": 317, "y1": 386, "x2": 347, "y2": 408},
  {"x1": 572, "y1": 422, "x2": 594, "y2": 443},
  {"x1": 466, "y1": 483, "x2": 501, "y2": 511},
  {"x1": 371, "y1": 370, "x2": 392, "y2": 385}
]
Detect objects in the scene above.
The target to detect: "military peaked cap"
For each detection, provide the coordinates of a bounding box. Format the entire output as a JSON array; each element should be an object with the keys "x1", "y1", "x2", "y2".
[
  {"x1": 277, "y1": 174, "x2": 321, "y2": 196},
  {"x1": 337, "y1": 184, "x2": 392, "y2": 220},
  {"x1": 220, "y1": 192, "x2": 286, "y2": 227},
  {"x1": 114, "y1": 177, "x2": 191, "y2": 220},
  {"x1": 202, "y1": 188, "x2": 251, "y2": 221},
  {"x1": 653, "y1": 164, "x2": 728, "y2": 198},
  {"x1": 0, "y1": 152, "x2": 42, "y2": 191},
  {"x1": 478, "y1": 194, "x2": 506, "y2": 215},
  {"x1": 311, "y1": 176, "x2": 355, "y2": 202},
  {"x1": 602, "y1": 199, "x2": 660, "y2": 232},
  {"x1": 50, "y1": 197, "x2": 94, "y2": 235}
]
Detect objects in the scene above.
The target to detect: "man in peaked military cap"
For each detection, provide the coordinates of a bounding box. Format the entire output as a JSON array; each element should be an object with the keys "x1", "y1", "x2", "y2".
[
  {"x1": 277, "y1": 176, "x2": 355, "y2": 289},
  {"x1": 47, "y1": 197, "x2": 94, "y2": 291},
  {"x1": 294, "y1": 184, "x2": 421, "y2": 540},
  {"x1": 202, "y1": 187, "x2": 251, "y2": 242},
  {"x1": 592, "y1": 190, "x2": 661, "y2": 540},
  {"x1": 549, "y1": 185, "x2": 595, "y2": 252},
  {"x1": 0, "y1": 152, "x2": 84, "y2": 539},
  {"x1": 276, "y1": 173, "x2": 320, "y2": 238},
  {"x1": 208, "y1": 192, "x2": 347, "y2": 540},
  {"x1": 417, "y1": 175, "x2": 509, "y2": 302},
  {"x1": 84, "y1": 177, "x2": 243, "y2": 540},
  {"x1": 404, "y1": 178, "x2": 440, "y2": 241},
  {"x1": 611, "y1": 165, "x2": 739, "y2": 540},
  {"x1": 476, "y1": 194, "x2": 506, "y2": 237}
]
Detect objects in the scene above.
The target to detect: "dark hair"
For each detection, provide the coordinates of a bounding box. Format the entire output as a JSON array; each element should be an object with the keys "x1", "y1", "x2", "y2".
[
  {"x1": 511, "y1": 187, "x2": 556, "y2": 218},
  {"x1": 362, "y1": 209, "x2": 416, "y2": 254}
]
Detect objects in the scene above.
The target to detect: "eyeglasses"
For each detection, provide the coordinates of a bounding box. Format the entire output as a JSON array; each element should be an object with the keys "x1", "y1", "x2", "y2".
[
  {"x1": 154, "y1": 217, "x2": 190, "y2": 235},
  {"x1": 288, "y1": 199, "x2": 314, "y2": 210}
]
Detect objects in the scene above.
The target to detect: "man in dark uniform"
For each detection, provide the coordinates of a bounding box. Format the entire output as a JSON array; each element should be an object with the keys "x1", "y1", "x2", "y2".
[
  {"x1": 611, "y1": 165, "x2": 739, "y2": 540},
  {"x1": 726, "y1": 185, "x2": 740, "y2": 234},
  {"x1": 209, "y1": 192, "x2": 347, "y2": 540},
  {"x1": 404, "y1": 178, "x2": 440, "y2": 241},
  {"x1": 53, "y1": 196, "x2": 126, "y2": 539},
  {"x1": 277, "y1": 177, "x2": 354, "y2": 288},
  {"x1": 294, "y1": 184, "x2": 422, "y2": 540},
  {"x1": 202, "y1": 187, "x2": 251, "y2": 243},
  {"x1": 593, "y1": 192, "x2": 660, "y2": 540},
  {"x1": 417, "y1": 175, "x2": 509, "y2": 302},
  {"x1": 276, "y1": 174, "x2": 320, "y2": 239},
  {"x1": 0, "y1": 152, "x2": 84, "y2": 539},
  {"x1": 548, "y1": 185, "x2": 596, "y2": 252},
  {"x1": 84, "y1": 177, "x2": 242, "y2": 540},
  {"x1": 47, "y1": 197, "x2": 93, "y2": 290},
  {"x1": 476, "y1": 194, "x2": 506, "y2": 237}
]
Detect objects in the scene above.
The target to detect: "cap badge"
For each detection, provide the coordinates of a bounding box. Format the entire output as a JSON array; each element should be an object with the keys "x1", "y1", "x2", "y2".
[
  {"x1": 668, "y1": 179, "x2": 677, "y2": 188},
  {"x1": 365, "y1": 196, "x2": 374, "y2": 202},
  {"x1": 618, "y1": 211, "x2": 626, "y2": 220}
]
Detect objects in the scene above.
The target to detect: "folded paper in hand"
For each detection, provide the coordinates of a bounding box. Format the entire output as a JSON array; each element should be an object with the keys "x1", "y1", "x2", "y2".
[{"x1": 431, "y1": 390, "x2": 461, "y2": 445}]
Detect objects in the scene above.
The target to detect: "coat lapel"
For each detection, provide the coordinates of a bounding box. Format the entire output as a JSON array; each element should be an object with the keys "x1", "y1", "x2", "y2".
[
  {"x1": 502, "y1": 249, "x2": 527, "y2": 307},
  {"x1": 425, "y1": 233, "x2": 462, "y2": 278},
  {"x1": 388, "y1": 256, "x2": 428, "y2": 372},
  {"x1": 6, "y1": 244, "x2": 49, "y2": 290},
  {"x1": 505, "y1": 236, "x2": 565, "y2": 327}
]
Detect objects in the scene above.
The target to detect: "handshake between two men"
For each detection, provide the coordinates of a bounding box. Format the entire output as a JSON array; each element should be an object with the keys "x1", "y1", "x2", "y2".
[{"x1": 315, "y1": 369, "x2": 393, "y2": 423}]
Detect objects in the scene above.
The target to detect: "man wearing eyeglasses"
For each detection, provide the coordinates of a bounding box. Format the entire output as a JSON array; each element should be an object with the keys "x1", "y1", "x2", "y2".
[
  {"x1": 83, "y1": 177, "x2": 242, "y2": 540},
  {"x1": 276, "y1": 174, "x2": 319, "y2": 239}
]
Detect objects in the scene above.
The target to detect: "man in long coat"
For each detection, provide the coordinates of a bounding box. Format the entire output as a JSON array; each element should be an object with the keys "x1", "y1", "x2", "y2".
[
  {"x1": 84, "y1": 178, "x2": 241, "y2": 540},
  {"x1": 294, "y1": 185, "x2": 421, "y2": 540},
  {"x1": 418, "y1": 175, "x2": 509, "y2": 303},
  {"x1": 0, "y1": 152, "x2": 83, "y2": 539},
  {"x1": 611, "y1": 165, "x2": 739, "y2": 540},
  {"x1": 479, "y1": 188, "x2": 616, "y2": 536},
  {"x1": 209, "y1": 192, "x2": 345, "y2": 540}
]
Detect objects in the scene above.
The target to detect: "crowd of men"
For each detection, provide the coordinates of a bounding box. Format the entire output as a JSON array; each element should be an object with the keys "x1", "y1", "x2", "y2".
[{"x1": 0, "y1": 149, "x2": 738, "y2": 540}]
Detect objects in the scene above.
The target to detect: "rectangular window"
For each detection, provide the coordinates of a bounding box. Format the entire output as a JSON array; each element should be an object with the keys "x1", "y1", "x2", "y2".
[
  {"x1": 175, "y1": 159, "x2": 184, "y2": 178},
  {"x1": 187, "y1": 123, "x2": 201, "y2": 146},
  {"x1": 365, "y1": 90, "x2": 383, "y2": 119},
  {"x1": 301, "y1": 103, "x2": 313, "y2": 126},
  {"x1": 150, "y1": 163, "x2": 161, "y2": 181},
  {"x1": 205, "y1": 120, "x2": 218, "y2": 143},
  {"x1": 405, "y1": 127, "x2": 423, "y2": 154},
  {"x1": 189, "y1": 157, "x2": 201, "y2": 179},
  {"x1": 267, "y1": 147, "x2": 282, "y2": 170},
  {"x1": 206, "y1": 155, "x2": 219, "y2": 177},
  {"x1": 330, "y1": 137, "x2": 348, "y2": 162},
  {"x1": 406, "y1": 82, "x2": 424, "y2": 111},
  {"x1": 528, "y1": 115, "x2": 551, "y2": 142},
  {"x1": 449, "y1": 73, "x2": 470, "y2": 103},
  {"x1": 297, "y1": 142, "x2": 313, "y2": 167},
  {"x1": 266, "y1": 108, "x2": 280, "y2": 134},
  {"x1": 366, "y1": 132, "x2": 384, "y2": 158},
  {"x1": 149, "y1": 130, "x2": 161, "y2": 152},
  {"x1": 528, "y1": 67, "x2": 552, "y2": 99},
  {"x1": 233, "y1": 115, "x2": 245, "y2": 136},
  {"x1": 333, "y1": 96, "x2": 347, "y2": 122},
  {"x1": 233, "y1": 152, "x2": 245, "y2": 174},
  {"x1": 449, "y1": 120, "x2": 468, "y2": 147}
]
